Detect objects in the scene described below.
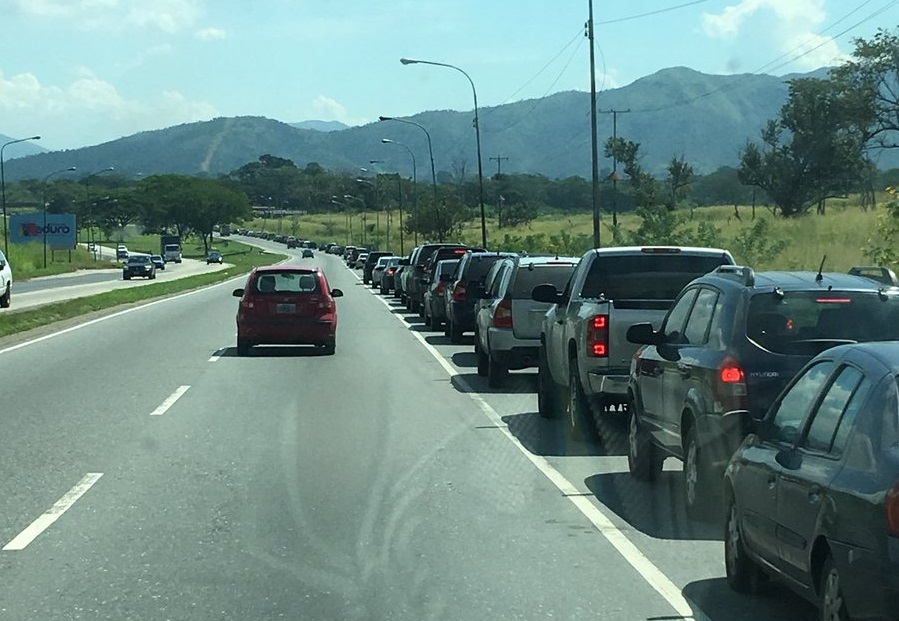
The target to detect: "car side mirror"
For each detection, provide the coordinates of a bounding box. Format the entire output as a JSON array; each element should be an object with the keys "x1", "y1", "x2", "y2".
[
  {"x1": 331, "y1": 289, "x2": 344, "y2": 298},
  {"x1": 775, "y1": 448, "x2": 801, "y2": 470},
  {"x1": 532, "y1": 284, "x2": 561, "y2": 304},
  {"x1": 626, "y1": 322, "x2": 658, "y2": 345},
  {"x1": 232, "y1": 288, "x2": 245, "y2": 297}
]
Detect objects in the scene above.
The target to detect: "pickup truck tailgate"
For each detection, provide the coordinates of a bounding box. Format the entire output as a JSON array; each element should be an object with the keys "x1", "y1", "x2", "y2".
[{"x1": 605, "y1": 300, "x2": 670, "y2": 369}]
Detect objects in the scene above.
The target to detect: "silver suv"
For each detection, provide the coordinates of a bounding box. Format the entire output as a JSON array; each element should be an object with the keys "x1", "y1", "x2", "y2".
[{"x1": 473, "y1": 255, "x2": 579, "y2": 387}]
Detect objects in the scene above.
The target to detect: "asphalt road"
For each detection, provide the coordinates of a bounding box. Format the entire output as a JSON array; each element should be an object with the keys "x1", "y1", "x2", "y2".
[{"x1": 0, "y1": 242, "x2": 817, "y2": 620}]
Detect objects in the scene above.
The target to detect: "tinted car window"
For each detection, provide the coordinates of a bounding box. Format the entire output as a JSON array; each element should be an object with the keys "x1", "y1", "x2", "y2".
[
  {"x1": 466, "y1": 254, "x2": 507, "y2": 282},
  {"x1": 663, "y1": 289, "x2": 698, "y2": 343},
  {"x1": 582, "y1": 254, "x2": 730, "y2": 300},
  {"x1": 683, "y1": 288, "x2": 719, "y2": 345},
  {"x1": 511, "y1": 264, "x2": 577, "y2": 297},
  {"x1": 255, "y1": 272, "x2": 319, "y2": 294},
  {"x1": 770, "y1": 360, "x2": 836, "y2": 444},
  {"x1": 128, "y1": 256, "x2": 150, "y2": 264},
  {"x1": 747, "y1": 291, "x2": 899, "y2": 353},
  {"x1": 804, "y1": 367, "x2": 871, "y2": 455}
]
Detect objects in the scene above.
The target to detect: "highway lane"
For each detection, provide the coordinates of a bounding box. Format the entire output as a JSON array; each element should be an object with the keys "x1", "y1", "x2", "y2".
[{"x1": 0, "y1": 248, "x2": 682, "y2": 620}]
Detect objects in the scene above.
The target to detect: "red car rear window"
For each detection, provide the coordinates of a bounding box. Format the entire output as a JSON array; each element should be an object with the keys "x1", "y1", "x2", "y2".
[{"x1": 253, "y1": 271, "x2": 320, "y2": 294}]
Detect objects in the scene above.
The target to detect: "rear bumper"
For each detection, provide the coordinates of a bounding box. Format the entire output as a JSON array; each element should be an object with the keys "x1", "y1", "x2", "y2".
[
  {"x1": 238, "y1": 318, "x2": 336, "y2": 344},
  {"x1": 488, "y1": 328, "x2": 539, "y2": 369},
  {"x1": 587, "y1": 370, "x2": 630, "y2": 398}
]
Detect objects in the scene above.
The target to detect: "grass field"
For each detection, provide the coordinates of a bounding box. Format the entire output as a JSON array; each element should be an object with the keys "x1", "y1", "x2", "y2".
[{"x1": 246, "y1": 195, "x2": 887, "y2": 272}]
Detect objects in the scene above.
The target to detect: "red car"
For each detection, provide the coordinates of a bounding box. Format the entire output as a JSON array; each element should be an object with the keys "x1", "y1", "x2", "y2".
[{"x1": 232, "y1": 266, "x2": 343, "y2": 356}]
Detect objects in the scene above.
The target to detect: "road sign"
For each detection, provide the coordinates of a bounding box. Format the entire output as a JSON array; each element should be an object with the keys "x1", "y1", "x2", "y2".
[{"x1": 10, "y1": 213, "x2": 77, "y2": 249}]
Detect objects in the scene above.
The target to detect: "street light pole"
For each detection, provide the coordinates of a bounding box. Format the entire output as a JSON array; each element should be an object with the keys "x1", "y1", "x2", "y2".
[
  {"x1": 399, "y1": 59, "x2": 487, "y2": 247},
  {"x1": 82, "y1": 167, "x2": 115, "y2": 260},
  {"x1": 587, "y1": 0, "x2": 602, "y2": 248},
  {"x1": 381, "y1": 138, "x2": 420, "y2": 250},
  {"x1": 42, "y1": 166, "x2": 77, "y2": 269},
  {"x1": 1, "y1": 135, "x2": 41, "y2": 256}
]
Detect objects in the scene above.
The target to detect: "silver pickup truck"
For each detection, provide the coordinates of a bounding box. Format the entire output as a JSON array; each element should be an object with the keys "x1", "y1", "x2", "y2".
[{"x1": 532, "y1": 246, "x2": 735, "y2": 440}]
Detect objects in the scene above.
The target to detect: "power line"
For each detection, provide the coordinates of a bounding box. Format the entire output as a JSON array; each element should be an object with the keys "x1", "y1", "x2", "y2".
[{"x1": 595, "y1": 0, "x2": 714, "y2": 25}]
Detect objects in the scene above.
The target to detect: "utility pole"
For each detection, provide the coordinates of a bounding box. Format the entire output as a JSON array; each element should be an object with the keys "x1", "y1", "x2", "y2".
[
  {"x1": 599, "y1": 108, "x2": 630, "y2": 227},
  {"x1": 489, "y1": 155, "x2": 509, "y2": 177},
  {"x1": 587, "y1": 0, "x2": 601, "y2": 249}
]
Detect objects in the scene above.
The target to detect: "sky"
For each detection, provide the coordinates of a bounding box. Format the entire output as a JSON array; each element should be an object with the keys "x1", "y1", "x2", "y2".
[{"x1": 1, "y1": 0, "x2": 898, "y2": 151}]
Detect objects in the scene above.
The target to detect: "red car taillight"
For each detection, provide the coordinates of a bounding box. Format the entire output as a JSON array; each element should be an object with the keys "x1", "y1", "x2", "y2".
[
  {"x1": 492, "y1": 297, "x2": 513, "y2": 329},
  {"x1": 386, "y1": 267, "x2": 395, "y2": 275},
  {"x1": 453, "y1": 280, "x2": 467, "y2": 302},
  {"x1": 887, "y1": 480, "x2": 899, "y2": 536},
  {"x1": 586, "y1": 314, "x2": 608, "y2": 357},
  {"x1": 435, "y1": 281, "x2": 445, "y2": 296},
  {"x1": 716, "y1": 356, "x2": 747, "y2": 397}
]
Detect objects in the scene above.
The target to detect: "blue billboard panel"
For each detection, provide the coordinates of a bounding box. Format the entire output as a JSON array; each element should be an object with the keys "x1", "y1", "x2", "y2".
[{"x1": 10, "y1": 213, "x2": 77, "y2": 249}]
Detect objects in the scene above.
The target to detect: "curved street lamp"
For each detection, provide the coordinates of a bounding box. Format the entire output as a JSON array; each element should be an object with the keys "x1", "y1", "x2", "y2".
[
  {"x1": 42, "y1": 166, "x2": 77, "y2": 268},
  {"x1": 381, "y1": 138, "x2": 426, "y2": 245},
  {"x1": 369, "y1": 159, "x2": 405, "y2": 254},
  {"x1": 1, "y1": 135, "x2": 41, "y2": 256},
  {"x1": 378, "y1": 116, "x2": 437, "y2": 204},
  {"x1": 82, "y1": 167, "x2": 115, "y2": 259},
  {"x1": 399, "y1": 58, "x2": 486, "y2": 247},
  {"x1": 343, "y1": 194, "x2": 367, "y2": 245}
]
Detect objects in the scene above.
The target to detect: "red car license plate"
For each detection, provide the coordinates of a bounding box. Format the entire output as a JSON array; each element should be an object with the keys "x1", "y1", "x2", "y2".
[{"x1": 276, "y1": 303, "x2": 296, "y2": 314}]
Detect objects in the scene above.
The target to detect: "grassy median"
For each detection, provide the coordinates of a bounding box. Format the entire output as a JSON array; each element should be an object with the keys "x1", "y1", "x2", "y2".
[{"x1": 0, "y1": 241, "x2": 284, "y2": 339}]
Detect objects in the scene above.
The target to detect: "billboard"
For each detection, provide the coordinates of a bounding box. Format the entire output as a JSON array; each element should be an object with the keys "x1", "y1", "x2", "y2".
[{"x1": 10, "y1": 213, "x2": 77, "y2": 250}]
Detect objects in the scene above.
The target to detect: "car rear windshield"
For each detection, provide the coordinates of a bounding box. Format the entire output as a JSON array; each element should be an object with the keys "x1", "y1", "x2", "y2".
[
  {"x1": 464, "y1": 254, "x2": 508, "y2": 282},
  {"x1": 512, "y1": 263, "x2": 578, "y2": 297},
  {"x1": 416, "y1": 245, "x2": 464, "y2": 267},
  {"x1": 582, "y1": 254, "x2": 730, "y2": 300},
  {"x1": 437, "y1": 259, "x2": 460, "y2": 275},
  {"x1": 254, "y1": 271, "x2": 320, "y2": 294},
  {"x1": 747, "y1": 291, "x2": 899, "y2": 354}
]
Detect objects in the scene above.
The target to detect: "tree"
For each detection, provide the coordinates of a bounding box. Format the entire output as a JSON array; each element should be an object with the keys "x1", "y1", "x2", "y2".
[
  {"x1": 604, "y1": 137, "x2": 658, "y2": 209},
  {"x1": 738, "y1": 78, "x2": 867, "y2": 217},
  {"x1": 665, "y1": 155, "x2": 694, "y2": 211}
]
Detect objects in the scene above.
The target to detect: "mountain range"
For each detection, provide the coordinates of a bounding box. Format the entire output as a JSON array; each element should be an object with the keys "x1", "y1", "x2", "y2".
[{"x1": 6, "y1": 66, "x2": 882, "y2": 183}]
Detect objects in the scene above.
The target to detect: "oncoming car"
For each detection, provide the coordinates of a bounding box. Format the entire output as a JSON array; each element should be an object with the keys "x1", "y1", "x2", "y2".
[
  {"x1": 207, "y1": 250, "x2": 223, "y2": 264},
  {"x1": 123, "y1": 255, "x2": 156, "y2": 280},
  {"x1": 232, "y1": 266, "x2": 343, "y2": 356}
]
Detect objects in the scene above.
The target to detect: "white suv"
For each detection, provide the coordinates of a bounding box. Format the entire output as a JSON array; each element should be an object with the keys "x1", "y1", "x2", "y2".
[{"x1": 0, "y1": 249, "x2": 12, "y2": 308}]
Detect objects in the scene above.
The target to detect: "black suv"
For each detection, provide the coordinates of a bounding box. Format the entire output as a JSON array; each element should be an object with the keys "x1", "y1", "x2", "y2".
[
  {"x1": 444, "y1": 251, "x2": 517, "y2": 342},
  {"x1": 123, "y1": 255, "x2": 156, "y2": 280},
  {"x1": 362, "y1": 251, "x2": 394, "y2": 284},
  {"x1": 626, "y1": 265, "x2": 899, "y2": 518},
  {"x1": 406, "y1": 243, "x2": 467, "y2": 314}
]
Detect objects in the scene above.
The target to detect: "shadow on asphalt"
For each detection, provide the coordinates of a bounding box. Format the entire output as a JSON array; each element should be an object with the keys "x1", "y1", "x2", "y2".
[
  {"x1": 683, "y1": 577, "x2": 814, "y2": 621},
  {"x1": 451, "y1": 351, "x2": 477, "y2": 367},
  {"x1": 501, "y1": 412, "x2": 605, "y2": 457},
  {"x1": 450, "y1": 371, "x2": 538, "y2": 395},
  {"x1": 584, "y1": 471, "x2": 723, "y2": 541},
  {"x1": 219, "y1": 345, "x2": 332, "y2": 358}
]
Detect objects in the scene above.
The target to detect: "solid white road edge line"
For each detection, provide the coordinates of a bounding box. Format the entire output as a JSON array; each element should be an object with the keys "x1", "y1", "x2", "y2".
[
  {"x1": 208, "y1": 349, "x2": 224, "y2": 362},
  {"x1": 363, "y1": 273, "x2": 705, "y2": 621},
  {"x1": 150, "y1": 385, "x2": 191, "y2": 416},
  {"x1": 3, "y1": 473, "x2": 104, "y2": 551},
  {"x1": 0, "y1": 274, "x2": 249, "y2": 358}
]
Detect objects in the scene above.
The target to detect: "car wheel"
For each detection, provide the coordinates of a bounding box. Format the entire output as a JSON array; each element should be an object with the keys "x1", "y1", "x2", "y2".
[
  {"x1": 237, "y1": 339, "x2": 251, "y2": 356},
  {"x1": 123, "y1": 275, "x2": 131, "y2": 280},
  {"x1": 424, "y1": 307, "x2": 432, "y2": 328},
  {"x1": 476, "y1": 340, "x2": 489, "y2": 377},
  {"x1": 537, "y1": 345, "x2": 560, "y2": 419},
  {"x1": 566, "y1": 358, "x2": 594, "y2": 442},
  {"x1": 150, "y1": 273, "x2": 156, "y2": 280},
  {"x1": 450, "y1": 320, "x2": 464, "y2": 343},
  {"x1": 432, "y1": 316, "x2": 443, "y2": 331},
  {"x1": 684, "y1": 424, "x2": 714, "y2": 520},
  {"x1": 725, "y1": 493, "x2": 766, "y2": 593},
  {"x1": 322, "y1": 339, "x2": 336, "y2": 355},
  {"x1": 487, "y1": 342, "x2": 507, "y2": 388},
  {"x1": 0, "y1": 283, "x2": 10, "y2": 308},
  {"x1": 444, "y1": 319, "x2": 452, "y2": 338},
  {"x1": 628, "y1": 404, "x2": 662, "y2": 482},
  {"x1": 819, "y1": 554, "x2": 849, "y2": 621}
]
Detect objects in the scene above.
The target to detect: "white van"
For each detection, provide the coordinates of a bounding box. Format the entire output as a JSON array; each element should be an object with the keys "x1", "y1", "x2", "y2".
[{"x1": 0, "y1": 249, "x2": 12, "y2": 308}]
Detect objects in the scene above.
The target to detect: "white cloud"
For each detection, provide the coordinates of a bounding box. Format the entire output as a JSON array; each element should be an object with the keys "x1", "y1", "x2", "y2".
[
  {"x1": 0, "y1": 69, "x2": 218, "y2": 148},
  {"x1": 195, "y1": 26, "x2": 226, "y2": 41},
  {"x1": 702, "y1": 0, "x2": 826, "y2": 39},
  {"x1": 304, "y1": 96, "x2": 367, "y2": 126},
  {"x1": 6, "y1": 0, "x2": 202, "y2": 32}
]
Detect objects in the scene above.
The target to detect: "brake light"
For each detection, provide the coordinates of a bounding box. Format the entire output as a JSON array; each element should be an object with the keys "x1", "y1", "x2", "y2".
[
  {"x1": 586, "y1": 314, "x2": 608, "y2": 357},
  {"x1": 387, "y1": 267, "x2": 395, "y2": 275},
  {"x1": 717, "y1": 357, "x2": 747, "y2": 396},
  {"x1": 453, "y1": 280, "x2": 467, "y2": 302},
  {"x1": 887, "y1": 481, "x2": 899, "y2": 536},
  {"x1": 493, "y1": 297, "x2": 513, "y2": 329},
  {"x1": 640, "y1": 247, "x2": 681, "y2": 254},
  {"x1": 816, "y1": 298, "x2": 852, "y2": 304},
  {"x1": 435, "y1": 281, "x2": 445, "y2": 296}
]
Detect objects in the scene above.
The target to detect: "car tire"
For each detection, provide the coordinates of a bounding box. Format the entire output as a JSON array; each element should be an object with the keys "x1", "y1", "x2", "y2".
[
  {"x1": 323, "y1": 339, "x2": 336, "y2": 355},
  {"x1": 819, "y1": 554, "x2": 849, "y2": 621},
  {"x1": 537, "y1": 346, "x2": 560, "y2": 419},
  {"x1": 0, "y1": 283, "x2": 10, "y2": 308},
  {"x1": 432, "y1": 316, "x2": 443, "y2": 331},
  {"x1": 684, "y1": 424, "x2": 714, "y2": 520},
  {"x1": 450, "y1": 320, "x2": 464, "y2": 344},
  {"x1": 725, "y1": 493, "x2": 766, "y2": 594},
  {"x1": 476, "y1": 340, "x2": 489, "y2": 377},
  {"x1": 237, "y1": 339, "x2": 251, "y2": 356},
  {"x1": 123, "y1": 275, "x2": 131, "y2": 280},
  {"x1": 487, "y1": 352, "x2": 507, "y2": 388},
  {"x1": 424, "y1": 307, "x2": 432, "y2": 328},
  {"x1": 150, "y1": 273, "x2": 156, "y2": 280},
  {"x1": 628, "y1": 404, "x2": 662, "y2": 482},
  {"x1": 444, "y1": 319, "x2": 452, "y2": 338},
  {"x1": 567, "y1": 358, "x2": 594, "y2": 442}
]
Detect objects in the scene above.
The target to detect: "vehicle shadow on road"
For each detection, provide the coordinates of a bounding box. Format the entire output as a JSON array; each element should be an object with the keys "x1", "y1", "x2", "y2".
[
  {"x1": 450, "y1": 372, "x2": 538, "y2": 395},
  {"x1": 683, "y1": 577, "x2": 815, "y2": 621},
  {"x1": 219, "y1": 346, "x2": 331, "y2": 357},
  {"x1": 502, "y1": 412, "x2": 605, "y2": 457},
  {"x1": 584, "y1": 471, "x2": 722, "y2": 541},
  {"x1": 451, "y1": 351, "x2": 477, "y2": 367}
]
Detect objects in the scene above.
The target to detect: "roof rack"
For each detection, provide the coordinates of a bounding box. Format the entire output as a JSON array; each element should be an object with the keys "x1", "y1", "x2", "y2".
[
  {"x1": 713, "y1": 265, "x2": 755, "y2": 286},
  {"x1": 848, "y1": 266, "x2": 899, "y2": 287}
]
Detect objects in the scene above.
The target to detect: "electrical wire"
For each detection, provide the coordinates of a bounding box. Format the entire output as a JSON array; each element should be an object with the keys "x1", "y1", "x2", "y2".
[{"x1": 595, "y1": 0, "x2": 715, "y2": 26}]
